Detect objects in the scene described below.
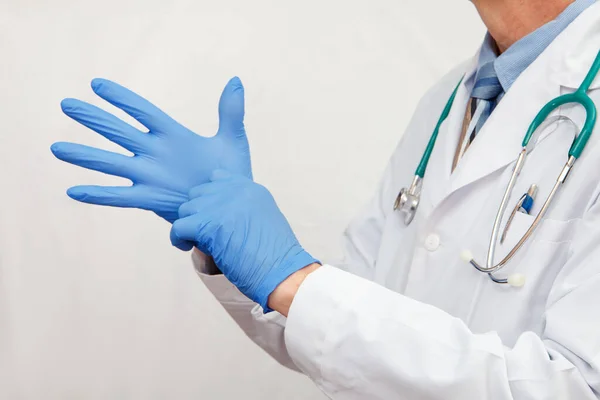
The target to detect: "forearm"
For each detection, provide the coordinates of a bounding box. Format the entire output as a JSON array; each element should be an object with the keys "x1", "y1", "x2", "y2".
[{"x1": 268, "y1": 263, "x2": 321, "y2": 317}]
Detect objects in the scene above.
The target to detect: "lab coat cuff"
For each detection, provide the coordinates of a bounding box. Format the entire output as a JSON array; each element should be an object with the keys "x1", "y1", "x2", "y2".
[
  {"x1": 193, "y1": 249, "x2": 252, "y2": 304},
  {"x1": 284, "y1": 265, "x2": 368, "y2": 392},
  {"x1": 192, "y1": 248, "x2": 222, "y2": 275}
]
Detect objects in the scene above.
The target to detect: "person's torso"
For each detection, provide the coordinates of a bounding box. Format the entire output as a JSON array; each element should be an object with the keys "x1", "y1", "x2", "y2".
[{"x1": 371, "y1": 2, "x2": 600, "y2": 347}]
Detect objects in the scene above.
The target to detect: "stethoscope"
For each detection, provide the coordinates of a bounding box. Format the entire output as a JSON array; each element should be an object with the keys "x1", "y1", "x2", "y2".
[{"x1": 394, "y1": 50, "x2": 600, "y2": 287}]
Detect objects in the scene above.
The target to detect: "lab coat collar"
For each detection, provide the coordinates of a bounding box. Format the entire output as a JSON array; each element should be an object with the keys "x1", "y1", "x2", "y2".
[
  {"x1": 434, "y1": 1, "x2": 600, "y2": 204},
  {"x1": 549, "y1": 1, "x2": 600, "y2": 90}
]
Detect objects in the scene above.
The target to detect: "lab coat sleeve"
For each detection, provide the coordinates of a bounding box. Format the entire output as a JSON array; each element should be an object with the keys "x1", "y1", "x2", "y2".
[
  {"x1": 284, "y1": 204, "x2": 600, "y2": 399},
  {"x1": 192, "y1": 249, "x2": 300, "y2": 371}
]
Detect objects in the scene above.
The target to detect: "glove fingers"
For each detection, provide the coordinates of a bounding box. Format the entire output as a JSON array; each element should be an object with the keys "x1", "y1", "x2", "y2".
[
  {"x1": 66, "y1": 185, "x2": 138, "y2": 207},
  {"x1": 187, "y1": 182, "x2": 218, "y2": 201},
  {"x1": 181, "y1": 184, "x2": 230, "y2": 217},
  {"x1": 210, "y1": 169, "x2": 250, "y2": 183},
  {"x1": 171, "y1": 214, "x2": 209, "y2": 251},
  {"x1": 51, "y1": 142, "x2": 140, "y2": 180},
  {"x1": 61, "y1": 98, "x2": 149, "y2": 153},
  {"x1": 185, "y1": 171, "x2": 241, "y2": 201},
  {"x1": 169, "y1": 226, "x2": 195, "y2": 251},
  {"x1": 217, "y1": 77, "x2": 246, "y2": 137},
  {"x1": 177, "y1": 195, "x2": 207, "y2": 218},
  {"x1": 91, "y1": 78, "x2": 180, "y2": 135},
  {"x1": 66, "y1": 184, "x2": 175, "y2": 210}
]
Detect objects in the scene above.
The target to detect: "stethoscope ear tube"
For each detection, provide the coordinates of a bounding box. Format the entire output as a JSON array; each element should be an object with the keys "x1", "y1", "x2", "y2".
[
  {"x1": 523, "y1": 50, "x2": 600, "y2": 157},
  {"x1": 466, "y1": 51, "x2": 600, "y2": 285},
  {"x1": 469, "y1": 155, "x2": 576, "y2": 279},
  {"x1": 484, "y1": 149, "x2": 527, "y2": 271}
]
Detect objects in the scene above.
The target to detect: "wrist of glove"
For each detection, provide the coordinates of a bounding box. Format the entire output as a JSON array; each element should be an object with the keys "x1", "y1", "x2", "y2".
[
  {"x1": 171, "y1": 170, "x2": 319, "y2": 311},
  {"x1": 240, "y1": 246, "x2": 318, "y2": 312}
]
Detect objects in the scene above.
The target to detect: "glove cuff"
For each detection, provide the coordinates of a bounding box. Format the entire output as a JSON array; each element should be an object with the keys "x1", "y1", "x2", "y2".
[{"x1": 256, "y1": 249, "x2": 320, "y2": 313}]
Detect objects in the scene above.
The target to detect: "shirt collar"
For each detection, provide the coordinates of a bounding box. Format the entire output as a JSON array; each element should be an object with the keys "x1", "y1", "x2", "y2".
[{"x1": 477, "y1": 0, "x2": 595, "y2": 93}]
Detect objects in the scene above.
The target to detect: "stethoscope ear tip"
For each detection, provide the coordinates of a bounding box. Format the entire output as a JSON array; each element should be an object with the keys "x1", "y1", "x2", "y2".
[
  {"x1": 460, "y1": 250, "x2": 474, "y2": 262},
  {"x1": 461, "y1": 250, "x2": 526, "y2": 287},
  {"x1": 508, "y1": 274, "x2": 526, "y2": 288}
]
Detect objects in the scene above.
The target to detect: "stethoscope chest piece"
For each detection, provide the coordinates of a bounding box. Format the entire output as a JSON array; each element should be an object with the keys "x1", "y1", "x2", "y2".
[{"x1": 394, "y1": 176, "x2": 422, "y2": 225}]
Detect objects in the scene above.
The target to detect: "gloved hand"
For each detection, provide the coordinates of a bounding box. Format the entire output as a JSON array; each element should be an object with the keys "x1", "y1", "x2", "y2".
[
  {"x1": 170, "y1": 170, "x2": 319, "y2": 311},
  {"x1": 51, "y1": 77, "x2": 252, "y2": 223}
]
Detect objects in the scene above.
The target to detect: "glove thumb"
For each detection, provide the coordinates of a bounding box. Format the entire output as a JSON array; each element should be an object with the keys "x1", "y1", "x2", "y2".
[{"x1": 217, "y1": 76, "x2": 245, "y2": 137}]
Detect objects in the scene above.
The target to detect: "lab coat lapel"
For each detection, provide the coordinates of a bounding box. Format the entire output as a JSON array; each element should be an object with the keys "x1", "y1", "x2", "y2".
[
  {"x1": 446, "y1": 39, "x2": 577, "y2": 196},
  {"x1": 422, "y1": 71, "x2": 474, "y2": 209},
  {"x1": 449, "y1": 68, "x2": 560, "y2": 194},
  {"x1": 423, "y1": 51, "x2": 560, "y2": 211}
]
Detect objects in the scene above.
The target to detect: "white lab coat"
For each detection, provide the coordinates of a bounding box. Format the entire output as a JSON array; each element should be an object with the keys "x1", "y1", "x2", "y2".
[{"x1": 195, "y1": 4, "x2": 600, "y2": 399}]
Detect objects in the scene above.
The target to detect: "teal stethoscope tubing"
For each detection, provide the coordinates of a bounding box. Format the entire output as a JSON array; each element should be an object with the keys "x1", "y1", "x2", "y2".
[
  {"x1": 415, "y1": 78, "x2": 463, "y2": 178},
  {"x1": 524, "y1": 50, "x2": 600, "y2": 158}
]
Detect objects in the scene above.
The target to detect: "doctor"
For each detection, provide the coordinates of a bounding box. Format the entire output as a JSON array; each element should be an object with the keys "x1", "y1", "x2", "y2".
[{"x1": 52, "y1": 0, "x2": 600, "y2": 398}]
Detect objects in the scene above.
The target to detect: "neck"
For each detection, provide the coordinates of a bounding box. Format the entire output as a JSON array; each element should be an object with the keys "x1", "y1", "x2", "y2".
[{"x1": 473, "y1": 0, "x2": 576, "y2": 53}]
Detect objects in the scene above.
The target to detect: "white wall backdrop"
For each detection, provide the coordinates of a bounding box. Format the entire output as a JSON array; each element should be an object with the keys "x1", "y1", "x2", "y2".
[{"x1": 0, "y1": 1, "x2": 484, "y2": 398}]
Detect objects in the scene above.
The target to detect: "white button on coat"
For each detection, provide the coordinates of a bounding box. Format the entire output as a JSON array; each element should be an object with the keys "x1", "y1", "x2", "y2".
[{"x1": 424, "y1": 233, "x2": 441, "y2": 251}]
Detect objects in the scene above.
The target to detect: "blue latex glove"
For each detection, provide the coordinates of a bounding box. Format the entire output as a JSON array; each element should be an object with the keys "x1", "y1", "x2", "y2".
[
  {"x1": 51, "y1": 77, "x2": 252, "y2": 223},
  {"x1": 170, "y1": 170, "x2": 319, "y2": 311}
]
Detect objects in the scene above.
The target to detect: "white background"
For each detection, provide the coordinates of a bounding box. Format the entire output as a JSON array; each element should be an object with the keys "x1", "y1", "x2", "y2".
[{"x1": 0, "y1": 1, "x2": 483, "y2": 398}]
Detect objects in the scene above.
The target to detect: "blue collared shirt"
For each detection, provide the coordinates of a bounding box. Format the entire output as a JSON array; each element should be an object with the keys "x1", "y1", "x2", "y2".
[{"x1": 476, "y1": 0, "x2": 595, "y2": 94}]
